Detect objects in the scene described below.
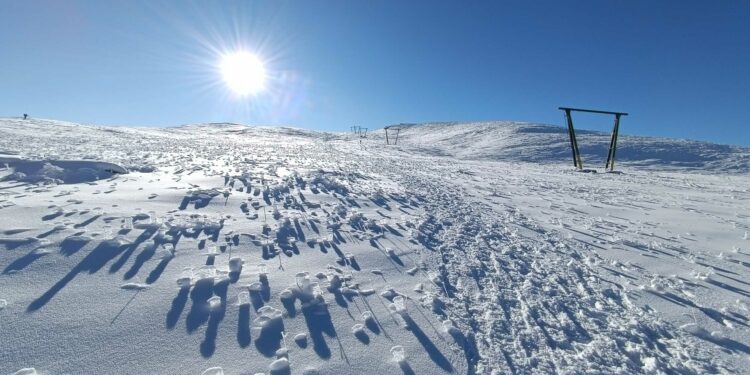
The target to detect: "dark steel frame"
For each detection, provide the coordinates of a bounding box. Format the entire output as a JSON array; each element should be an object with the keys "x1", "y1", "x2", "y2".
[
  {"x1": 351, "y1": 126, "x2": 368, "y2": 137},
  {"x1": 558, "y1": 107, "x2": 628, "y2": 172},
  {"x1": 384, "y1": 126, "x2": 401, "y2": 145}
]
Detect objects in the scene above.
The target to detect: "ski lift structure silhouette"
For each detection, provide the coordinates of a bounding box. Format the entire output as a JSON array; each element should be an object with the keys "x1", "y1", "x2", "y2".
[
  {"x1": 559, "y1": 107, "x2": 628, "y2": 172},
  {"x1": 384, "y1": 125, "x2": 402, "y2": 145},
  {"x1": 351, "y1": 126, "x2": 368, "y2": 138}
]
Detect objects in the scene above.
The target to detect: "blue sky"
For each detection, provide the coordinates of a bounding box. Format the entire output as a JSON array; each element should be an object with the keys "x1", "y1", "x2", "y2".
[{"x1": 1, "y1": 0, "x2": 748, "y2": 146}]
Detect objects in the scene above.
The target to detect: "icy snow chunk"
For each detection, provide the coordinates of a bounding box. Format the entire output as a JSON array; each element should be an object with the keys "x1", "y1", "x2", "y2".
[
  {"x1": 229, "y1": 257, "x2": 244, "y2": 272},
  {"x1": 737, "y1": 299, "x2": 749, "y2": 311},
  {"x1": 120, "y1": 283, "x2": 149, "y2": 291},
  {"x1": 295, "y1": 272, "x2": 311, "y2": 288},
  {"x1": 340, "y1": 286, "x2": 359, "y2": 297},
  {"x1": 0, "y1": 299, "x2": 7, "y2": 310},
  {"x1": 392, "y1": 295, "x2": 407, "y2": 312},
  {"x1": 12, "y1": 369, "x2": 37, "y2": 375},
  {"x1": 427, "y1": 271, "x2": 441, "y2": 284},
  {"x1": 351, "y1": 323, "x2": 365, "y2": 335},
  {"x1": 257, "y1": 263, "x2": 269, "y2": 275},
  {"x1": 390, "y1": 345, "x2": 406, "y2": 363},
  {"x1": 156, "y1": 244, "x2": 174, "y2": 260},
  {"x1": 177, "y1": 268, "x2": 193, "y2": 288},
  {"x1": 201, "y1": 367, "x2": 224, "y2": 375},
  {"x1": 361, "y1": 311, "x2": 375, "y2": 323},
  {"x1": 413, "y1": 283, "x2": 424, "y2": 293},
  {"x1": 279, "y1": 288, "x2": 295, "y2": 301},
  {"x1": 132, "y1": 212, "x2": 150, "y2": 221},
  {"x1": 248, "y1": 282, "x2": 264, "y2": 292},
  {"x1": 275, "y1": 347, "x2": 289, "y2": 358},
  {"x1": 642, "y1": 357, "x2": 658, "y2": 372},
  {"x1": 195, "y1": 266, "x2": 217, "y2": 280},
  {"x1": 380, "y1": 286, "x2": 397, "y2": 300},
  {"x1": 203, "y1": 245, "x2": 219, "y2": 257},
  {"x1": 294, "y1": 333, "x2": 308, "y2": 346},
  {"x1": 327, "y1": 274, "x2": 342, "y2": 291},
  {"x1": 326, "y1": 264, "x2": 343, "y2": 273},
  {"x1": 693, "y1": 268, "x2": 715, "y2": 281},
  {"x1": 237, "y1": 291, "x2": 251, "y2": 306},
  {"x1": 176, "y1": 277, "x2": 192, "y2": 289},
  {"x1": 424, "y1": 292, "x2": 445, "y2": 313},
  {"x1": 269, "y1": 358, "x2": 290, "y2": 374},
  {"x1": 312, "y1": 282, "x2": 324, "y2": 298},
  {"x1": 253, "y1": 306, "x2": 283, "y2": 330},
  {"x1": 208, "y1": 296, "x2": 222, "y2": 310}
]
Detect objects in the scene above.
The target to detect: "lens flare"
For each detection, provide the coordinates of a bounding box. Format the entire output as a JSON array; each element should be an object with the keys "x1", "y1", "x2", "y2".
[{"x1": 220, "y1": 51, "x2": 266, "y2": 96}]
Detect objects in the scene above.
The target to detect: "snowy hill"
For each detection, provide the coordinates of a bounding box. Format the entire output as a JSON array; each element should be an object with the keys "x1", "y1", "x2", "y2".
[
  {"x1": 384, "y1": 121, "x2": 750, "y2": 172},
  {"x1": 1, "y1": 117, "x2": 749, "y2": 375}
]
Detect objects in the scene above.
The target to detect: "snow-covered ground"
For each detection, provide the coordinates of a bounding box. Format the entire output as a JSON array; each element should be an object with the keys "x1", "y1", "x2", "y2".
[{"x1": 1, "y1": 117, "x2": 749, "y2": 374}]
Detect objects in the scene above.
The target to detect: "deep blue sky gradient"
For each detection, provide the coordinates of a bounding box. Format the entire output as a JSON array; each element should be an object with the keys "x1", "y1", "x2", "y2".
[{"x1": 1, "y1": 0, "x2": 748, "y2": 145}]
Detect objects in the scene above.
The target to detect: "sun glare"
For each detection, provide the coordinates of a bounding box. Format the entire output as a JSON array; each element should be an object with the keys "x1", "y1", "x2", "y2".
[{"x1": 220, "y1": 51, "x2": 266, "y2": 96}]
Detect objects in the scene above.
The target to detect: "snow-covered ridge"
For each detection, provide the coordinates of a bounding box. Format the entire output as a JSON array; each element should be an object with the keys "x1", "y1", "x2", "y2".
[
  {"x1": 383, "y1": 121, "x2": 750, "y2": 172},
  {"x1": 3, "y1": 117, "x2": 748, "y2": 173},
  {"x1": 172, "y1": 122, "x2": 335, "y2": 139}
]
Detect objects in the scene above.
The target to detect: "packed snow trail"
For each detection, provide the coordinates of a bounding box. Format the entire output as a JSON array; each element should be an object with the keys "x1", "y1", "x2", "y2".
[
  {"x1": 339, "y1": 141, "x2": 735, "y2": 373},
  {"x1": 1, "y1": 118, "x2": 748, "y2": 374}
]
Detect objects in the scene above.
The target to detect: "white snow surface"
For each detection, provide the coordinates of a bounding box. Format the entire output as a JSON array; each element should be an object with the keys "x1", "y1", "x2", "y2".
[
  {"x1": 386, "y1": 121, "x2": 750, "y2": 172},
  {"x1": 1, "y1": 117, "x2": 749, "y2": 374}
]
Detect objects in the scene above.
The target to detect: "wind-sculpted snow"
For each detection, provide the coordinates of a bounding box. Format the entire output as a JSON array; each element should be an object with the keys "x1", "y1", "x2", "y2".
[
  {"x1": 386, "y1": 121, "x2": 750, "y2": 172},
  {"x1": 397, "y1": 169, "x2": 719, "y2": 373},
  {"x1": 0, "y1": 118, "x2": 748, "y2": 374},
  {"x1": 0, "y1": 156, "x2": 127, "y2": 184}
]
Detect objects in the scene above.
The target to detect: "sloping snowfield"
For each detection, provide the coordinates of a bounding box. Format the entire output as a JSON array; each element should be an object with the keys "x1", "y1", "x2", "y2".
[{"x1": 1, "y1": 118, "x2": 749, "y2": 374}]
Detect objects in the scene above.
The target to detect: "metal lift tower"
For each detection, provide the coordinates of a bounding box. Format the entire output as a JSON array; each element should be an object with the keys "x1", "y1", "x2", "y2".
[
  {"x1": 384, "y1": 126, "x2": 402, "y2": 145},
  {"x1": 559, "y1": 107, "x2": 628, "y2": 172}
]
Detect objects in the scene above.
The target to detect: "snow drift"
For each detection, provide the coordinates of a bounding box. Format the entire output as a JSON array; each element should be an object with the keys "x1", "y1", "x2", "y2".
[{"x1": 0, "y1": 156, "x2": 127, "y2": 184}]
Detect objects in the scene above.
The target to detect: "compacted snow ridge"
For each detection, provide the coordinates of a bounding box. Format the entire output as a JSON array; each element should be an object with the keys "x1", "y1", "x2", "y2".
[{"x1": 1, "y1": 117, "x2": 749, "y2": 374}]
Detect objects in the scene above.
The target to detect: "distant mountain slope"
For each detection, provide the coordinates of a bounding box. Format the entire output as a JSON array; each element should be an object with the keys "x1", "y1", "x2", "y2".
[
  {"x1": 383, "y1": 122, "x2": 750, "y2": 172},
  {"x1": 2, "y1": 117, "x2": 748, "y2": 173}
]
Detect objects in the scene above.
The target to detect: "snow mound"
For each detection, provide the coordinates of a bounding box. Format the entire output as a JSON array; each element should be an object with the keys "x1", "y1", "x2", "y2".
[
  {"x1": 0, "y1": 156, "x2": 127, "y2": 184},
  {"x1": 385, "y1": 121, "x2": 750, "y2": 172}
]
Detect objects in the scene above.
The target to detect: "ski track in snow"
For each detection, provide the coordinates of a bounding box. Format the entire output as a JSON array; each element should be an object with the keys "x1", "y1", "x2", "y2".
[{"x1": 0, "y1": 117, "x2": 749, "y2": 374}]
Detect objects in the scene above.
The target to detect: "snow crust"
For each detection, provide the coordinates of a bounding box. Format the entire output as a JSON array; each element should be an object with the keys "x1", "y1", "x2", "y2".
[{"x1": 1, "y1": 118, "x2": 749, "y2": 374}]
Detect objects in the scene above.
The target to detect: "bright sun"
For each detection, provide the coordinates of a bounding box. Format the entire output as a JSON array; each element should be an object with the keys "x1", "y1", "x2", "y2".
[{"x1": 220, "y1": 51, "x2": 266, "y2": 96}]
